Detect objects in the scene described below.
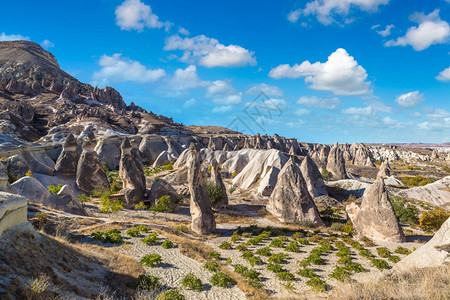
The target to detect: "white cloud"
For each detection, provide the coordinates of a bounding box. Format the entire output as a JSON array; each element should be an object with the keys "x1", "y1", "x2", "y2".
[
  {"x1": 262, "y1": 98, "x2": 289, "y2": 110},
  {"x1": 294, "y1": 108, "x2": 311, "y2": 116},
  {"x1": 286, "y1": 120, "x2": 306, "y2": 128},
  {"x1": 166, "y1": 65, "x2": 209, "y2": 93},
  {"x1": 178, "y1": 27, "x2": 190, "y2": 35},
  {"x1": 40, "y1": 39, "x2": 54, "y2": 49},
  {"x1": 184, "y1": 98, "x2": 196, "y2": 108},
  {"x1": 164, "y1": 34, "x2": 256, "y2": 67},
  {"x1": 206, "y1": 80, "x2": 242, "y2": 105},
  {"x1": 418, "y1": 118, "x2": 450, "y2": 131},
  {"x1": 436, "y1": 66, "x2": 450, "y2": 81},
  {"x1": 92, "y1": 53, "x2": 166, "y2": 85},
  {"x1": 212, "y1": 105, "x2": 233, "y2": 113},
  {"x1": 288, "y1": 0, "x2": 390, "y2": 25},
  {"x1": 245, "y1": 83, "x2": 283, "y2": 96},
  {"x1": 409, "y1": 112, "x2": 421, "y2": 118},
  {"x1": 0, "y1": 32, "x2": 29, "y2": 41},
  {"x1": 115, "y1": 0, "x2": 163, "y2": 31},
  {"x1": 423, "y1": 107, "x2": 450, "y2": 118},
  {"x1": 376, "y1": 24, "x2": 394, "y2": 37},
  {"x1": 341, "y1": 102, "x2": 391, "y2": 116},
  {"x1": 382, "y1": 116, "x2": 403, "y2": 128},
  {"x1": 395, "y1": 91, "x2": 424, "y2": 108},
  {"x1": 269, "y1": 48, "x2": 371, "y2": 96},
  {"x1": 385, "y1": 9, "x2": 450, "y2": 51},
  {"x1": 296, "y1": 95, "x2": 341, "y2": 109}
]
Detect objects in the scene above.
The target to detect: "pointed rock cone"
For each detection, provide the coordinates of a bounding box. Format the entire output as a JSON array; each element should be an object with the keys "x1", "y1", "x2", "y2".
[
  {"x1": 300, "y1": 156, "x2": 328, "y2": 198},
  {"x1": 267, "y1": 159, "x2": 324, "y2": 225},
  {"x1": 431, "y1": 150, "x2": 439, "y2": 159},
  {"x1": 209, "y1": 159, "x2": 228, "y2": 208},
  {"x1": 346, "y1": 177, "x2": 405, "y2": 242},
  {"x1": 326, "y1": 143, "x2": 347, "y2": 180},
  {"x1": 76, "y1": 133, "x2": 110, "y2": 194},
  {"x1": 55, "y1": 133, "x2": 79, "y2": 176},
  {"x1": 187, "y1": 143, "x2": 216, "y2": 234},
  {"x1": 119, "y1": 138, "x2": 146, "y2": 207},
  {"x1": 378, "y1": 160, "x2": 392, "y2": 179}
]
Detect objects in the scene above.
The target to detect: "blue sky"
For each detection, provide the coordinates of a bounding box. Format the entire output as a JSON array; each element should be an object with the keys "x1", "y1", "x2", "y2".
[{"x1": 1, "y1": 0, "x2": 449, "y2": 143}]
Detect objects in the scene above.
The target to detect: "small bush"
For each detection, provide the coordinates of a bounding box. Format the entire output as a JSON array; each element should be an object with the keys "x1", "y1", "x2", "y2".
[
  {"x1": 91, "y1": 229, "x2": 123, "y2": 244},
  {"x1": 47, "y1": 184, "x2": 62, "y2": 195},
  {"x1": 297, "y1": 238, "x2": 310, "y2": 245},
  {"x1": 256, "y1": 246, "x2": 272, "y2": 257},
  {"x1": 161, "y1": 240, "x2": 174, "y2": 249},
  {"x1": 330, "y1": 222, "x2": 345, "y2": 232},
  {"x1": 402, "y1": 176, "x2": 437, "y2": 187},
  {"x1": 306, "y1": 253, "x2": 325, "y2": 265},
  {"x1": 359, "y1": 249, "x2": 373, "y2": 258},
  {"x1": 394, "y1": 247, "x2": 412, "y2": 255},
  {"x1": 136, "y1": 225, "x2": 151, "y2": 232},
  {"x1": 270, "y1": 238, "x2": 285, "y2": 248},
  {"x1": 126, "y1": 228, "x2": 141, "y2": 237},
  {"x1": 318, "y1": 241, "x2": 334, "y2": 253},
  {"x1": 360, "y1": 236, "x2": 376, "y2": 247},
  {"x1": 308, "y1": 234, "x2": 323, "y2": 243},
  {"x1": 206, "y1": 180, "x2": 224, "y2": 206},
  {"x1": 345, "y1": 262, "x2": 365, "y2": 273},
  {"x1": 342, "y1": 220, "x2": 355, "y2": 235},
  {"x1": 242, "y1": 232, "x2": 252, "y2": 238},
  {"x1": 321, "y1": 169, "x2": 330, "y2": 180},
  {"x1": 134, "y1": 202, "x2": 148, "y2": 210},
  {"x1": 388, "y1": 255, "x2": 401, "y2": 263},
  {"x1": 281, "y1": 281, "x2": 296, "y2": 292},
  {"x1": 142, "y1": 232, "x2": 160, "y2": 245},
  {"x1": 234, "y1": 264, "x2": 248, "y2": 274},
  {"x1": 27, "y1": 274, "x2": 50, "y2": 294},
  {"x1": 157, "y1": 289, "x2": 185, "y2": 300},
  {"x1": 390, "y1": 195, "x2": 419, "y2": 226},
  {"x1": 419, "y1": 208, "x2": 450, "y2": 232},
  {"x1": 352, "y1": 242, "x2": 364, "y2": 251},
  {"x1": 140, "y1": 254, "x2": 162, "y2": 267},
  {"x1": 210, "y1": 272, "x2": 235, "y2": 288},
  {"x1": 175, "y1": 225, "x2": 187, "y2": 232},
  {"x1": 285, "y1": 241, "x2": 299, "y2": 253},
  {"x1": 297, "y1": 268, "x2": 316, "y2": 278},
  {"x1": 25, "y1": 170, "x2": 34, "y2": 178},
  {"x1": 231, "y1": 233, "x2": 240, "y2": 243},
  {"x1": 208, "y1": 251, "x2": 221, "y2": 260},
  {"x1": 371, "y1": 258, "x2": 390, "y2": 270},
  {"x1": 219, "y1": 241, "x2": 232, "y2": 250},
  {"x1": 203, "y1": 261, "x2": 219, "y2": 272},
  {"x1": 268, "y1": 253, "x2": 289, "y2": 264},
  {"x1": 267, "y1": 262, "x2": 283, "y2": 273},
  {"x1": 236, "y1": 244, "x2": 248, "y2": 251},
  {"x1": 277, "y1": 271, "x2": 295, "y2": 281},
  {"x1": 181, "y1": 273, "x2": 202, "y2": 292},
  {"x1": 376, "y1": 247, "x2": 390, "y2": 258},
  {"x1": 77, "y1": 193, "x2": 90, "y2": 206},
  {"x1": 100, "y1": 192, "x2": 124, "y2": 213},
  {"x1": 330, "y1": 266, "x2": 351, "y2": 281},
  {"x1": 297, "y1": 259, "x2": 310, "y2": 268},
  {"x1": 150, "y1": 195, "x2": 173, "y2": 213},
  {"x1": 247, "y1": 256, "x2": 263, "y2": 267},
  {"x1": 130, "y1": 275, "x2": 161, "y2": 290},
  {"x1": 306, "y1": 277, "x2": 328, "y2": 293},
  {"x1": 338, "y1": 256, "x2": 352, "y2": 265}
]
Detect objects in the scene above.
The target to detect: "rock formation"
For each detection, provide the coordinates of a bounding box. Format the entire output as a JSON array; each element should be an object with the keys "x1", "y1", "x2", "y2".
[
  {"x1": 119, "y1": 138, "x2": 146, "y2": 207},
  {"x1": 300, "y1": 156, "x2": 328, "y2": 198},
  {"x1": 55, "y1": 133, "x2": 79, "y2": 176},
  {"x1": 431, "y1": 149, "x2": 439, "y2": 159},
  {"x1": 346, "y1": 177, "x2": 405, "y2": 242},
  {"x1": 326, "y1": 142, "x2": 347, "y2": 180},
  {"x1": 267, "y1": 159, "x2": 323, "y2": 225},
  {"x1": 148, "y1": 179, "x2": 179, "y2": 211},
  {"x1": 48, "y1": 185, "x2": 87, "y2": 215},
  {"x1": 76, "y1": 132, "x2": 110, "y2": 194},
  {"x1": 378, "y1": 160, "x2": 392, "y2": 178},
  {"x1": 0, "y1": 192, "x2": 31, "y2": 236},
  {"x1": 187, "y1": 143, "x2": 215, "y2": 234},
  {"x1": 209, "y1": 159, "x2": 228, "y2": 207}
]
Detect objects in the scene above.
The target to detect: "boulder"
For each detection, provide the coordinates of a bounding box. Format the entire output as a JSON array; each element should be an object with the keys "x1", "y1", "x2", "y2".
[
  {"x1": 119, "y1": 138, "x2": 145, "y2": 207},
  {"x1": 326, "y1": 143, "x2": 347, "y2": 180},
  {"x1": 0, "y1": 192, "x2": 30, "y2": 236},
  {"x1": 148, "y1": 179, "x2": 179, "y2": 211},
  {"x1": 0, "y1": 162, "x2": 12, "y2": 193},
  {"x1": 95, "y1": 139, "x2": 121, "y2": 170},
  {"x1": 55, "y1": 133, "x2": 80, "y2": 176},
  {"x1": 138, "y1": 137, "x2": 168, "y2": 164},
  {"x1": 267, "y1": 159, "x2": 324, "y2": 225},
  {"x1": 6, "y1": 154, "x2": 29, "y2": 178},
  {"x1": 48, "y1": 185, "x2": 87, "y2": 215},
  {"x1": 21, "y1": 151, "x2": 55, "y2": 176},
  {"x1": 76, "y1": 132, "x2": 110, "y2": 194},
  {"x1": 346, "y1": 177, "x2": 405, "y2": 242},
  {"x1": 431, "y1": 149, "x2": 439, "y2": 160},
  {"x1": 209, "y1": 159, "x2": 228, "y2": 207},
  {"x1": 187, "y1": 143, "x2": 215, "y2": 234},
  {"x1": 300, "y1": 156, "x2": 328, "y2": 198},
  {"x1": 12, "y1": 176, "x2": 51, "y2": 204}
]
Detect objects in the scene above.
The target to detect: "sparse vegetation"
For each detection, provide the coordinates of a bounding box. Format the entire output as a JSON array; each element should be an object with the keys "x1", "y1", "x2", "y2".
[
  {"x1": 157, "y1": 289, "x2": 185, "y2": 300},
  {"x1": 270, "y1": 238, "x2": 285, "y2": 248},
  {"x1": 144, "y1": 163, "x2": 173, "y2": 176},
  {"x1": 206, "y1": 180, "x2": 224, "y2": 206},
  {"x1": 140, "y1": 254, "x2": 162, "y2": 267},
  {"x1": 142, "y1": 232, "x2": 160, "y2": 245},
  {"x1": 268, "y1": 253, "x2": 289, "y2": 264},
  {"x1": 219, "y1": 241, "x2": 232, "y2": 249},
  {"x1": 390, "y1": 195, "x2": 419, "y2": 226},
  {"x1": 321, "y1": 169, "x2": 330, "y2": 180},
  {"x1": 376, "y1": 247, "x2": 390, "y2": 258},
  {"x1": 134, "y1": 201, "x2": 147, "y2": 210},
  {"x1": 285, "y1": 241, "x2": 300, "y2": 252},
  {"x1": 182, "y1": 273, "x2": 202, "y2": 292},
  {"x1": 47, "y1": 184, "x2": 62, "y2": 194},
  {"x1": 150, "y1": 195, "x2": 173, "y2": 213},
  {"x1": 161, "y1": 239, "x2": 174, "y2": 249},
  {"x1": 401, "y1": 176, "x2": 437, "y2": 187},
  {"x1": 371, "y1": 258, "x2": 390, "y2": 270},
  {"x1": 208, "y1": 251, "x2": 221, "y2": 260},
  {"x1": 210, "y1": 271, "x2": 235, "y2": 288},
  {"x1": 330, "y1": 266, "x2": 351, "y2": 281},
  {"x1": 91, "y1": 229, "x2": 123, "y2": 244},
  {"x1": 203, "y1": 261, "x2": 219, "y2": 272},
  {"x1": 277, "y1": 271, "x2": 295, "y2": 281},
  {"x1": 99, "y1": 191, "x2": 124, "y2": 213},
  {"x1": 256, "y1": 246, "x2": 272, "y2": 257},
  {"x1": 307, "y1": 276, "x2": 328, "y2": 293},
  {"x1": 419, "y1": 207, "x2": 450, "y2": 231},
  {"x1": 395, "y1": 247, "x2": 412, "y2": 255},
  {"x1": 130, "y1": 275, "x2": 161, "y2": 290}
]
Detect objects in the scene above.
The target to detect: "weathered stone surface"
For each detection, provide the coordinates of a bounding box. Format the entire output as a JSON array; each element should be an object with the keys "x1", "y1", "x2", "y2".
[
  {"x1": 257, "y1": 166, "x2": 280, "y2": 197},
  {"x1": 95, "y1": 139, "x2": 121, "y2": 170},
  {"x1": 394, "y1": 218, "x2": 450, "y2": 272},
  {"x1": 6, "y1": 155, "x2": 29, "y2": 178},
  {"x1": 187, "y1": 143, "x2": 215, "y2": 234},
  {"x1": 55, "y1": 133, "x2": 79, "y2": 176},
  {"x1": 326, "y1": 143, "x2": 347, "y2": 180},
  {"x1": 76, "y1": 133, "x2": 110, "y2": 194},
  {"x1": 267, "y1": 159, "x2": 324, "y2": 225},
  {"x1": 209, "y1": 159, "x2": 228, "y2": 207},
  {"x1": 300, "y1": 156, "x2": 328, "y2": 198},
  {"x1": 119, "y1": 138, "x2": 145, "y2": 207},
  {"x1": 149, "y1": 179, "x2": 179, "y2": 211},
  {"x1": 48, "y1": 185, "x2": 87, "y2": 215},
  {"x1": 0, "y1": 192, "x2": 30, "y2": 236},
  {"x1": 0, "y1": 162, "x2": 12, "y2": 192},
  {"x1": 431, "y1": 149, "x2": 439, "y2": 159},
  {"x1": 21, "y1": 151, "x2": 55, "y2": 176},
  {"x1": 138, "y1": 137, "x2": 168, "y2": 164},
  {"x1": 12, "y1": 176, "x2": 51, "y2": 204},
  {"x1": 346, "y1": 177, "x2": 405, "y2": 242},
  {"x1": 378, "y1": 160, "x2": 392, "y2": 178}
]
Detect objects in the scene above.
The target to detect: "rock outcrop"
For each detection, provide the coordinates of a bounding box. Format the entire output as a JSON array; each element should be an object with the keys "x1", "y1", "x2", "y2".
[
  {"x1": 187, "y1": 143, "x2": 215, "y2": 234},
  {"x1": 326, "y1": 143, "x2": 347, "y2": 180},
  {"x1": 148, "y1": 179, "x2": 179, "y2": 211},
  {"x1": 346, "y1": 177, "x2": 405, "y2": 242},
  {"x1": 300, "y1": 156, "x2": 328, "y2": 198},
  {"x1": 119, "y1": 138, "x2": 145, "y2": 207},
  {"x1": 378, "y1": 160, "x2": 392, "y2": 179},
  {"x1": 209, "y1": 159, "x2": 228, "y2": 207},
  {"x1": 12, "y1": 176, "x2": 51, "y2": 204},
  {"x1": 0, "y1": 192, "x2": 30, "y2": 236},
  {"x1": 55, "y1": 133, "x2": 79, "y2": 176},
  {"x1": 76, "y1": 132, "x2": 110, "y2": 194},
  {"x1": 267, "y1": 159, "x2": 323, "y2": 225},
  {"x1": 48, "y1": 185, "x2": 87, "y2": 215}
]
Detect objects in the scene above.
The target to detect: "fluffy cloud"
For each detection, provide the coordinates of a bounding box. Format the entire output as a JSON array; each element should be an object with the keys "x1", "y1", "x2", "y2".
[
  {"x1": 418, "y1": 118, "x2": 450, "y2": 131},
  {"x1": 436, "y1": 66, "x2": 450, "y2": 81},
  {"x1": 296, "y1": 96, "x2": 341, "y2": 109},
  {"x1": 92, "y1": 53, "x2": 166, "y2": 85},
  {"x1": 382, "y1": 116, "x2": 403, "y2": 128},
  {"x1": 395, "y1": 91, "x2": 424, "y2": 108},
  {"x1": 423, "y1": 107, "x2": 450, "y2": 118},
  {"x1": 375, "y1": 24, "x2": 394, "y2": 37},
  {"x1": 40, "y1": 39, "x2": 54, "y2": 49},
  {"x1": 245, "y1": 83, "x2": 283, "y2": 96},
  {"x1": 183, "y1": 98, "x2": 196, "y2": 108},
  {"x1": 115, "y1": 0, "x2": 166, "y2": 31},
  {"x1": 166, "y1": 65, "x2": 209, "y2": 93},
  {"x1": 341, "y1": 102, "x2": 391, "y2": 116},
  {"x1": 294, "y1": 108, "x2": 311, "y2": 116},
  {"x1": 164, "y1": 34, "x2": 256, "y2": 67},
  {"x1": 409, "y1": 112, "x2": 421, "y2": 118},
  {"x1": 385, "y1": 10, "x2": 450, "y2": 51},
  {"x1": 262, "y1": 98, "x2": 289, "y2": 110},
  {"x1": 206, "y1": 80, "x2": 242, "y2": 105},
  {"x1": 288, "y1": 0, "x2": 390, "y2": 25},
  {"x1": 269, "y1": 48, "x2": 371, "y2": 96},
  {"x1": 0, "y1": 32, "x2": 29, "y2": 41},
  {"x1": 212, "y1": 105, "x2": 233, "y2": 113}
]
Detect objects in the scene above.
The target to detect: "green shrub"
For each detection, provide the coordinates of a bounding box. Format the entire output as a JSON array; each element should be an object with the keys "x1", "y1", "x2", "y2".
[
  {"x1": 388, "y1": 255, "x2": 401, "y2": 263},
  {"x1": 321, "y1": 169, "x2": 330, "y2": 180},
  {"x1": 351, "y1": 242, "x2": 364, "y2": 251},
  {"x1": 150, "y1": 195, "x2": 173, "y2": 213},
  {"x1": 142, "y1": 232, "x2": 160, "y2": 245},
  {"x1": 140, "y1": 254, "x2": 162, "y2": 267},
  {"x1": 210, "y1": 272, "x2": 235, "y2": 288},
  {"x1": 91, "y1": 229, "x2": 123, "y2": 244},
  {"x1": 394, "y1": 247, "x2": 412, "y2": 255},
  {"x1": 242, "y1": 232, "x2": 252, "y2": 238},
  {"x1": 208, "y1": 251, "x2": 221, "y2": 260},
  {"x1": 236, "y1": 244, "x2": 248, "y2": 251},
  {"x1": 161, "y1": 240, "x2": 174, "y2": 249},
  {"x1": 345, "y1": 262, "x2": 365, "y2": 273},
  {"x1": 99, "y1": 192, "x2": 124, "y2": 213},
  {"x1": 203, "y1": 261, "x2": 219, "y2": 272},
  {"x1": 134, "y1": 202, "x2": 148, "y2": 210},
  {"x1": 308, "y1": 234, "x2": 323, "y2": 243},
  {"x1": 206, "y1": 180, "x2": 224, "y2": 206},
  {"x1": 157, "y1": 289, "x2": 184, "y2": 300},
  {"x1": 268, "y1": 253, "x2": 289, "y2": 264},
  {"x1": 306, "y1": 253, "x2": 325, "y2": 265},
  {"x1": 241, "y1": 251, "x2": 254, "y2": 259},
  {"x1": 129, "y1": 275, "x2": 161, "y2": 290},
  {"x1": 359, "y1": 249, "x2": 373, "y2": 258},
  {"x1": 419, "y1": 208, "x2": 450, "y2": 231},
  {"x1": 256, "y1": 246, "x2": 272, "y2": 257},
  {"x1": 376, "y1": 247, "x2": 390, "y2": 258},
  {"x1": 219, "y1": 241, "x2": 232, "y2": 250},
  {"x1": 247, "y1": 256, "x2": 263, "y2": 267},
  {"x1": 285, "y1": 241, "x2": 299, "y2": 253},
  {"x1": 342, "y1": 221, "x2": 355, "y2": 235},
  {"x1": 181, "y1": 273, "x2": 202, "y2": 292},
  {"x1": 135, "y1": 225, "x2": 150, "y2": 232},
  {"x1": 306, "y1": 277, "x2": 328, "y2": 293},
  {"x1": 267, "y1": 262, "x2": 283, "y2": 273},
  {"x1": 329, "y1": 266, "x2": 351, "y2": 281},
  {"x1": 297, "y1": 268, "x2": 316, "y2": 278},
  {"x1": 234, "y1": 264, "x2": 248, "y2": 274},
  {"x1": 144, "y1": 163, "x2": 174, "y2": 176},
  {"x1": 371, "y1": 258, "x2": 390, "y2": 270},
  {"x1": 336, "y1": 246, "x2": 351, "y2": 257},
  {"x1": 330, "y1": 222, "x2": 345, "y2": 232},
  {"x1": 318, "y1": 241, "x2": 334, "y2": 253},
  {"x1": 338, "y1": 256, "x2": 352, "y2": 265},
  {"x1": 390, "y1": 196, "x2": 419, "y2": 226},
  {"x1": 126, "y1": 228, "x2": 141, "y2": 237},
  {"x1": 297, "y1": 238, "x2": 310, "y2": 245},
  {"x1": 401, "y1": 176, "x2": 437, "y2": 187},
  {"x1": 297, "y1": 259, "x2": 310, "y2": 268},
  {"x1": 175, "y1": 225, "x2": 187, "y2": 232},
  {"x1": 47, "y1": 184, "x2": 62, "y2": 195},
  {"x1": 231, "y1": 233, "x2": 240, "y2": 243},
  {"x1": 241, "y1": 269, "x2": 261, "y2": 281},
  {"x1": 270, "y1": 238, "x2": 285, "y2": 248},
  {"x1": 277, "y1": 271, "x2": 295, "y2": 281},
  {"x1": 77, "y1": 193, "x2": 90, "y2": 206}
]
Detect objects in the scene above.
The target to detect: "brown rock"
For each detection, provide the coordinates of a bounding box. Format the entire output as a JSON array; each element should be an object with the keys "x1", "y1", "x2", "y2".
[
  {"x1": 119, "y1": 138, "x2": 145, "y2": 207},
  {"x1": 326, "y1": 142, "x2": 347, "y2": 180},
  {"x1": 209, "y1": 159, "x2": 228, "y2": 208},
  {"x1": 55, "y1": 133, "x2": 79, "y2": 176}
]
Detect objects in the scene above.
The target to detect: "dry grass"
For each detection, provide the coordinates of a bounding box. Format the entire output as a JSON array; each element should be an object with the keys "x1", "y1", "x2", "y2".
[
  {"x1": 333, "y1": 265, "x2": 450, "y2": 300},
  {"x1": 214, "y1": 212, "x2": 257, "y2": 224}
]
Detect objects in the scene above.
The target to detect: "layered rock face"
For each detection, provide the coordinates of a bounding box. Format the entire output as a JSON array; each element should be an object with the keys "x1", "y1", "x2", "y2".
[
  {"x1": 326, "y1": 143, "x2": 347, "y2": 180},
  {"x1": 76, "y1": 132, "x2": 110, "y2": 194},
  {"x1": 0, "y1": 192, "x2": 30, "y2": 236},
  {"x1": 267, "y1": 159, "x2": 323, "y2": 225},
  {"x1": 300, "y1": 156, "x2": 328, "y2": 198},
  {"x1": 187, "y1": 143, "x2": 215, "y2": 234},
  {"x1": 346, "y1": 177, "x2": 405, "y2": 242},
  {"x1": 55, "y1": 133, "x2": 79, "y2": 176},
  {"x1": 378, "y1": 160, "x2": 392, "y2": 179},
  {"x1": 119, "y1": 138, "x2": 145, "y2": 207},
  {"x1": 209, "y1": 159, "x2": 228, "y2": 207}
]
